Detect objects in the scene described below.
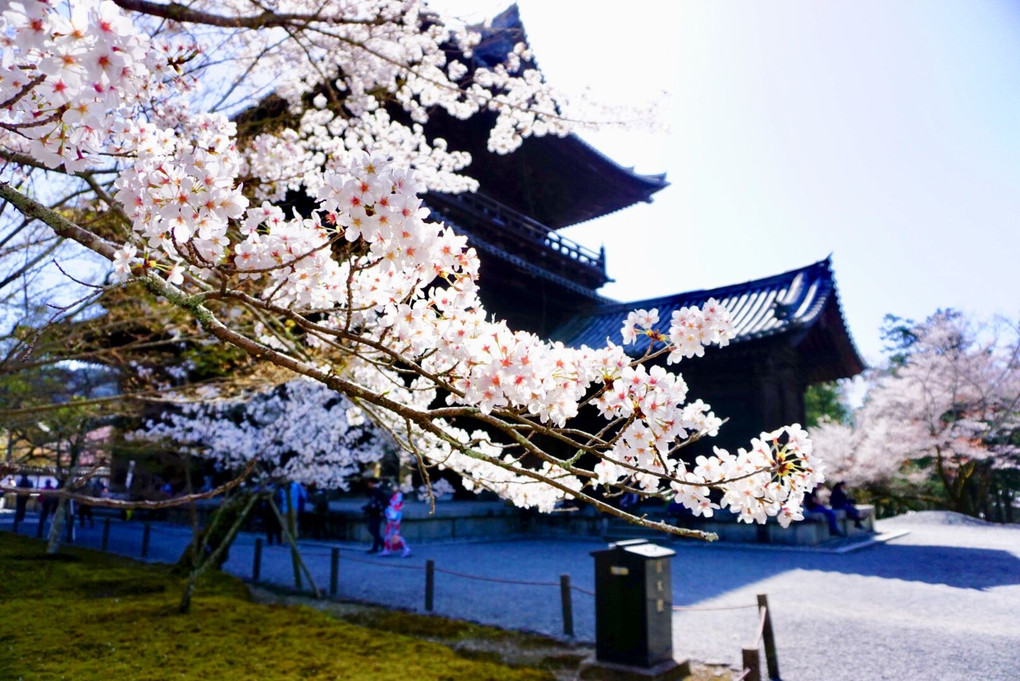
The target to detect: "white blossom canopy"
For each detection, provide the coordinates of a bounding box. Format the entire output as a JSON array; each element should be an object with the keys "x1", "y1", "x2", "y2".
[
  {"x1": 0, "y1": 1, "x2": 825, "y2": 535},
  {"x1": 134, "y1": 378, "x2": 390, "y2": 489}
]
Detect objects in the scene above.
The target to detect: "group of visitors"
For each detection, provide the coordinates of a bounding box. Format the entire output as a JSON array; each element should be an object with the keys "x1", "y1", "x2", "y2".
[
  {"x1": 13, "y1": 474, "x2": 34, "y2": 523},
  {"x1": 257, "y1": 475, "x2": 410, "y2": 556},
  {"x1": 27, "y1": 479, "x2": 59, "y2": 538},
  {"x1": 804, "y1": 481, "x2": 865, "y2": 537},
  {"x1": 256, "y1": 480, "x2": 350, "y2": 545},
  {"x1": 9, "y1": 475, "x2": 109, "y2": 538},
  {"x1": 363, "y1": 477, "x2": 410, "y2": 558}
]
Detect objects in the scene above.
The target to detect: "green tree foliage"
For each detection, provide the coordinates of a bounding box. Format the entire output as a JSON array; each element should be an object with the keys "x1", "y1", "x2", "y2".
[{"x1": 803, "y1": 381, "x2": 849, "y2": 428}]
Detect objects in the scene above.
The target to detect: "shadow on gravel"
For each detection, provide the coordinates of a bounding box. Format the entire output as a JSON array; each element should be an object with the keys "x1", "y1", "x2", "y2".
[
  {"x1": 820, "y1": 543, "x2": 1020, "y2": 590},
  {"x1": 669, "y1": 541, "x2": 1020, "y2": 603}
]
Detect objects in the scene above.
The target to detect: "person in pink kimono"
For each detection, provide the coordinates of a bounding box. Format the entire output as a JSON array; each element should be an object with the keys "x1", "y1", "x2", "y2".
[{"x1": 381, "y1": 490, "x2": 411, "y2": 557}]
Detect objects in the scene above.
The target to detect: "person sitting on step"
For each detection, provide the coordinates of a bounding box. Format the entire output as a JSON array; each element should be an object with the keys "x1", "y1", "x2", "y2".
[
  {"x1": 803, "y1": 486, "x2": 843, "y2": 537},
  {"x1": 830, "y1": 481, "x2": 865, "y2": 529}
]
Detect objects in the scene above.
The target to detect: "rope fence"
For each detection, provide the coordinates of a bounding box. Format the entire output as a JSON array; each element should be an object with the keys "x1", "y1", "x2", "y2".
[
  {"x1": 4, "y1": 514, "x2": 782, "y2": 674},
  {"x1": 433, "y1": 566, "x2": 561, "y2": 587},
  {"x1": 248, "y1": 537, "x2": 780, "y2": 657},
  {"x1": 674, "y1": 602, "x2": 759, "y2": 612},
  {"x1": 278, "y1": 541, "x2": 581, "y2": 635}
]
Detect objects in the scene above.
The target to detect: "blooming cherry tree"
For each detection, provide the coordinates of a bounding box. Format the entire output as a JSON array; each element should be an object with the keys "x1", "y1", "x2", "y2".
[
  {"x1": 810, "y1": 312, "x2": 1020, "y2": 518},
  {"x1": 0, "y1": 0, "x2": 824, "y2": 538},
  {"x1": 133, "y1": 378, "x2": 390, "y2": 489}
]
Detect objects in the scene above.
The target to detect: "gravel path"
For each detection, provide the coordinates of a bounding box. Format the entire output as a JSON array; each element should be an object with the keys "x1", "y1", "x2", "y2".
[{"x1": 4, "y1": 510, "x2": 1018, "y2": 680}]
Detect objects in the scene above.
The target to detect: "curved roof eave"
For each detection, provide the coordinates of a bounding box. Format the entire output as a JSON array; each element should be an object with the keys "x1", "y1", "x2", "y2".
[
  {"x1": 551, "y1": 256, "x2": 866, "y2": 379},
  {"x1": 469, "y1": 5, "x2": 669, "y2": 228},
  {"x1": 563, "y1": 132, "x2": 670, "y2": 194}
]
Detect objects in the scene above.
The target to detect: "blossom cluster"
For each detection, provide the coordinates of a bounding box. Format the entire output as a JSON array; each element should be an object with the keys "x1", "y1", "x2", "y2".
[
  {"x1": 676, "y1": 425, "x2": 823, "y2": 527},
  {"x1": 620, "y1": 302, "x2": 735, "y2": 361},
  {"x1": 0, "y1": 0, "x2": 188, "y2": 171},
  {"x1": 112, "y1": 113, "x2": 247, "y2": 278},
  {"x1": 1, "y1": 0, "x2": 567, "y2": 190}
]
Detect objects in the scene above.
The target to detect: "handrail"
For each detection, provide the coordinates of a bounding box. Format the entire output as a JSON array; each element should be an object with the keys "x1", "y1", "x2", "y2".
[{"x1": 426, "y1": 190, "x2": 605, "y2": 270}]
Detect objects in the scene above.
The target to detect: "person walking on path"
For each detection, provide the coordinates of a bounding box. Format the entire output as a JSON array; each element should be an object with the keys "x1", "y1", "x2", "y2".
[
  {"x1": 261, "y1": 484, "x2": 282, "y2": 545},
  {"x1": 276, "y1": 480, "x2": 308, "y2": 540},
  {"x1": 381, "y1": 489, "x2": 410, "y2": 558},
  {"x1": 78, "y1": 481, "x2": 100, "y2": 529},
  {"x1": 362, "y1": 477, "x2": 388, "y2": 553},
  {"x1": 36, "y1": 480, "x2": 57, "y2": 538},
  {"x1": 307, "y1": 484, "x2": 329, "y2": 539},
  {"x1": 14, "y1": 475, "x2": 32, "y2": 524}
]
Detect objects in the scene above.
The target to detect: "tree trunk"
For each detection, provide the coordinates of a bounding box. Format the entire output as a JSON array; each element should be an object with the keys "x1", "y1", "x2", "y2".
[
  {"x1": 178, "y1": 492, "x2": 259, "y2": 614},
  {"x1": 45, "y1": 499, "x2": 67, "y2": 554},
  {"x1": 284, "y1": 486, "x2": 302, "y2": 590},
  {"x1": 46, "y1": 439, "x2": 83, "y2": 554},
  {"x1": 174, "y1": 491, "x2": 253, "y2": 574},
  {"x1": 268, "y1": 495, "x2": 320, "y2": 597}
]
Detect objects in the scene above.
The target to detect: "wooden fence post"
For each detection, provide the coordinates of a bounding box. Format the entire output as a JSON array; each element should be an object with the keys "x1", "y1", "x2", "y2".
[
  {"x1": 141, "y1": 522, "x2": 150, "y2": 558},
  {"x1": 742, "y1": 647, "x2": 761, "y2": 681},
  {"x1": 252, "y1": 538, "x2": 263, "y2": 582},
  {"x1": 757, "y1": 593, "x2": 779, "y2": 680},
  {"x1": 560, "y1": 574, "x2": 574, "y2": 637},
  {"x1": 12, "y1": 514, "x2": 19, "y2": 534},
  {"x1": 101, "y1": 518, "x2": 110, "y2": 551},
  {"x1": 425, "y1": 559, "x2": 435, "y2": 612},
  {"x1": 330, "y1": 548, "x2": 340, "y2": 597}
]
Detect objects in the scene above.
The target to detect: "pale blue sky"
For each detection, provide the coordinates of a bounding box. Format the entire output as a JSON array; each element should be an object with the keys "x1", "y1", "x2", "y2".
[{"x1": 435, "y1": 1, "x2": 1020, "y2": 364}]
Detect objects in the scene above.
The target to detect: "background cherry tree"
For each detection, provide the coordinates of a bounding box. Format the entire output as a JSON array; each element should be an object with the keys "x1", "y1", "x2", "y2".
[
  {"x1": 0, "y1": 0, "x2": 825, "y2": 538},
  {"x1": 810, "y1": 311, "x2": 1020, "y2": 521},
  {"x1": 133, "y1": 377, "x2": 391, "y2": 489}
]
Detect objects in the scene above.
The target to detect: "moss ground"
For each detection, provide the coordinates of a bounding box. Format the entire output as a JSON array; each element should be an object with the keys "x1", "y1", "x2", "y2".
[
  {"x1": 0, "y1": 533, "x2": 552, "y2": 681},
  {"x1": 0, "y1": 533, "x2": 734, "y2": 681},
  {"x1": 247, "y1": 588, "x2": 734, "y2": 681}
]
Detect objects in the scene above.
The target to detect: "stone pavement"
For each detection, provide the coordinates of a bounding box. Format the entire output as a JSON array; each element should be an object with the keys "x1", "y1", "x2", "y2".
[{"x1": 3, "y1": 510, "x2": 1018, "y2": 681}]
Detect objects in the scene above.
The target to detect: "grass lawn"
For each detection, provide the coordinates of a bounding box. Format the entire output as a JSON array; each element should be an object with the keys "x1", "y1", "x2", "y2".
[{"x1": 0, "y1": 533, "x2": 553, "y2": 681}]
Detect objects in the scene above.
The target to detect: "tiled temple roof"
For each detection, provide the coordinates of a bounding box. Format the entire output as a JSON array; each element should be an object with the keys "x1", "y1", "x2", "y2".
[{"x1": 553, "y1": 257, "x2": 865, "y2": 378}]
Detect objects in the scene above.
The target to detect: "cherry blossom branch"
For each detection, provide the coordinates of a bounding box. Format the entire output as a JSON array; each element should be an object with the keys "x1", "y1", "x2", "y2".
[
  {"x1": 111, "y1": 0, "x2": 340, "y2": 30},
  {"x1": 0, "y1": 183, "x2": 119, "y2": 261}
]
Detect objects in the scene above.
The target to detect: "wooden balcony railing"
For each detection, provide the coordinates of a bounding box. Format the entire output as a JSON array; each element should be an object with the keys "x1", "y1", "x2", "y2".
[{"x1": 425, "y1": 191, "x2": 606, "y2": 273}]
